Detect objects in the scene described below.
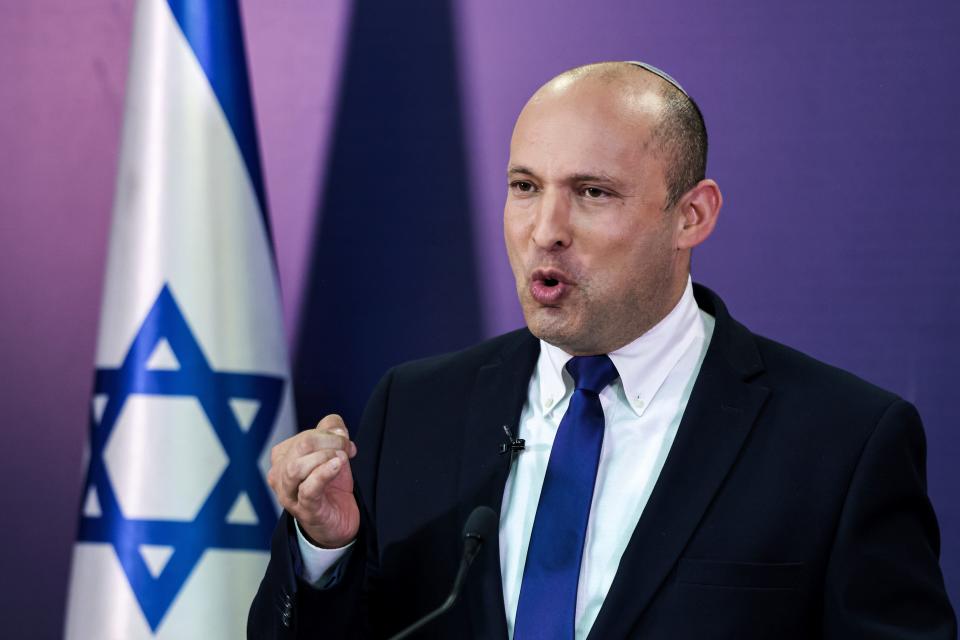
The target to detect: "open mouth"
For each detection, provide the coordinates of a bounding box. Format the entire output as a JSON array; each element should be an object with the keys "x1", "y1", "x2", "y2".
[{"x1": 530, "y1": 269, "x2": 572, "y2": 304}]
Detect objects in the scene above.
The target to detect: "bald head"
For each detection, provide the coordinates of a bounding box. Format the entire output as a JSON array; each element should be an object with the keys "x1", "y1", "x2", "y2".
[{"x1": 523, "y1": 62, "x2": 708, "y2": 210}]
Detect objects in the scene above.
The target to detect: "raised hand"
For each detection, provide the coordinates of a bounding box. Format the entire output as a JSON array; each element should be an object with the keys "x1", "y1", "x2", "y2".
[{"x1": 266, "y1": 414, "x2": 360, "y2": 548}]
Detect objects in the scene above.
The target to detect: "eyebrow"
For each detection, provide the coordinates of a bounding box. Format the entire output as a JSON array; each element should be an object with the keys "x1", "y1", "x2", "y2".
[
  {"x1": 568, "y1": 172, "x2": 619, "y2": 185},
  {"x1": 507, "y1": 165, "x2": 537, "y2": 178},
  {"x1": 507, "y1": 166, "x2": 621, "y2": 186}
]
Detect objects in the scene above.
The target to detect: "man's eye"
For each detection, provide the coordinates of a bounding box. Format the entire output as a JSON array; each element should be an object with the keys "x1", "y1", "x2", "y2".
[
  {"x1": 582, "y1": 187, "x2": 608, "y2": 199},
  {"x1": 510, "y1": 181, "x2": 537, "y2": 193}
]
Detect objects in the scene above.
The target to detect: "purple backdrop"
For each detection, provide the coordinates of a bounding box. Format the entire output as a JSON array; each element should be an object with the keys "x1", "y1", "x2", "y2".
[{"x1": 1, "y1": 0, "x2": 957, "y2": 636}]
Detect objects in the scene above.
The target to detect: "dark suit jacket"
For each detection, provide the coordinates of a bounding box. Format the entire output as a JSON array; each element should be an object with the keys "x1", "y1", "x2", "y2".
[{"x1": 249, "y1": 284, "x2": 956, "y2": 639}]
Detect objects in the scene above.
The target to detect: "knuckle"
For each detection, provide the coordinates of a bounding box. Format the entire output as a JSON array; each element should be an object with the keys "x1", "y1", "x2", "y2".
[
  {"x1": 284, "y1": 459, "x2": 300, "y2": 483},
  {"x1": 298, "y1": 476, "x2": 320, "y2": 502},
  {"x1": 295, "y1": 436, "x2": 314, "y2": 456}
]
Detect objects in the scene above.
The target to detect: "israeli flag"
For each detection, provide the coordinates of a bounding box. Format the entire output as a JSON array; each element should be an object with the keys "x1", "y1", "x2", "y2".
[{"x1": 64, "y1": 0, "x2": 294, "y2": 637}]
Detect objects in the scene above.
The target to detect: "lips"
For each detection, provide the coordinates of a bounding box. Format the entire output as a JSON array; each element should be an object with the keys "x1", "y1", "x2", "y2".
[{"x1": 529, "y1": 268, "x2": 574, "y2": 305}]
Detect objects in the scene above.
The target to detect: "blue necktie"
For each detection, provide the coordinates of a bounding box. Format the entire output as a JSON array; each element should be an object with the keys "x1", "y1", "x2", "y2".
[{"x1": 514, "y1": 355, "x2": 620, "y2": 639}]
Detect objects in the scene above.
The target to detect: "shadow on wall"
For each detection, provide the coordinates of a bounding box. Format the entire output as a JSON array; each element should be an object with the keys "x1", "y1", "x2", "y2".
[{"x1": 293, "y1": 0, "x2": 481, "y2": 431}]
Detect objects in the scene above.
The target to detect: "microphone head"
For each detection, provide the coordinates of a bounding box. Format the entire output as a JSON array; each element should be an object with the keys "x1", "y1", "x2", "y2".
[{"x1": 463, "y1": 505, "x2": 498, "y2": 542}]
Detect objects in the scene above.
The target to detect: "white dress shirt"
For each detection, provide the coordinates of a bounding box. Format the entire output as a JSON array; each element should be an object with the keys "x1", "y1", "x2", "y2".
[
  {"x1": 500, "y1": 278, "x2": 713, "y2": 638},
  {"x1": 296, "y1": 278, "x2": 714, "y2": 639}
]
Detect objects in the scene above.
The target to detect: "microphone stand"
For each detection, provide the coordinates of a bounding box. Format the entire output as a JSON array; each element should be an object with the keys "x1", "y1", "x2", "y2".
[{"x1": 386, "y1": 506, "x2": 496, "y2": 640}]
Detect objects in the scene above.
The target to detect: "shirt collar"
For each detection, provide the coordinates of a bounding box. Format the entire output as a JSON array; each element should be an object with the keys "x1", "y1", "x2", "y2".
[{"x1": 536, "y1": 277, "x2": 705, "y2": 418}]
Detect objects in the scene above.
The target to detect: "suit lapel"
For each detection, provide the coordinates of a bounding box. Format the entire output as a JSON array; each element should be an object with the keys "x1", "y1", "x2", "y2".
[
  {"x1": 587, "y1": 285, "x2": 770, "y2": 639},
  {"x1": 457, "y1": 331, "x2": 540, "y2": 639}
]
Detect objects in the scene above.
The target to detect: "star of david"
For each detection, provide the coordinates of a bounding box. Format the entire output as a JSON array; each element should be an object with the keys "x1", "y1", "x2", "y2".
[{"x1": 78, "y1": 284, "x2": 283, "y2": 631}]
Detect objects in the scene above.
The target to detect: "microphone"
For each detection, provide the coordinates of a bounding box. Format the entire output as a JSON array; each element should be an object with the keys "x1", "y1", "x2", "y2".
[
  {"x1": 387, "y1": 506, "x2": 499, "y2": 640},
  {"x1": 498, "y1": 424, "x2": 525, "y2": 456}
]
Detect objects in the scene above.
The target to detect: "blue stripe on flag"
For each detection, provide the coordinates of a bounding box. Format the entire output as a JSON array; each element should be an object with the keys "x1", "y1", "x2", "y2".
[{"x1": 165, "y1": 0, "x2": 270, "y2": 234}]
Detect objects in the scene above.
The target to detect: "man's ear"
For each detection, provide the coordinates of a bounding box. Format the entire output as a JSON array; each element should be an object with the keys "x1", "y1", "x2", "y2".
[{"x1": 675, "y1": 179, "x2": 722, "y2": 250}]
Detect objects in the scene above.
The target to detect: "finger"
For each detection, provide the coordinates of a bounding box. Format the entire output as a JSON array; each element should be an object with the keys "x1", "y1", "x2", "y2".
[
  {"x1": 270, "y1": 436, "x2": 295, "y2": 467},
  {"x1": 283, "y1": 448, "x2": 343, "y2": 494},
  {"x1": 280, "y1": 451, "x2": 338, "y2": 504},
  {"x1": 312, "y1": 415, "x2": 358, "y2": 457},
  {"x1": 315, "y1": 414, "x2": 347, "y2": 436},
  {"x1": 298, "y1": 453, "x2": 348, "y2": 507},
  {"x1": 268, "y1": 437, "x2": 298, "y2": 491},
  {"x1": 295, "y1": 430, "x2": 353, "y2": 457}
]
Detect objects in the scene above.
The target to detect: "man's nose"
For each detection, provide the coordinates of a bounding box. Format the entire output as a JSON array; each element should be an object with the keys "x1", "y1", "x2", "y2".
[{"x1": 531, "y1": 189, "x2": 572, "y2": 250}]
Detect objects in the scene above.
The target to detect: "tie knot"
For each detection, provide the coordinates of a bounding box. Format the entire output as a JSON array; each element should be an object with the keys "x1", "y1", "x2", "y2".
[{"x1": 565, "y1": 355, "x2": 619, "y2": 394}]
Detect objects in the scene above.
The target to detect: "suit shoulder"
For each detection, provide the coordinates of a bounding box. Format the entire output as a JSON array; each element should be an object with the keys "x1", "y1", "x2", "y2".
[
  {"x1": 696, "y1": 283, "x2": 908, "y2": 421},
  {"x1": 752, "y1": 332, "x2": 903, "y2": 413}
]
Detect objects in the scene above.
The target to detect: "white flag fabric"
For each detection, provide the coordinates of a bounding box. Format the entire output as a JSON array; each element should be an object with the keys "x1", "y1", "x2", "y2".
[{"x1": 64, "y1": 0, "x2": 294, "y2": 636}]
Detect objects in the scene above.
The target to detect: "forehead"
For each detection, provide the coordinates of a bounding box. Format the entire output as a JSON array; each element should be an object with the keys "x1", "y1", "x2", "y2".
[{"x1": 509, "y1": 84, "x2": 666, "y2": 182}]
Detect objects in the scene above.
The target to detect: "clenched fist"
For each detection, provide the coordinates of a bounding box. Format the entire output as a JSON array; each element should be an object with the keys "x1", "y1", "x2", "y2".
[{"x1": 266, "y1": 414, "x2": 359, "y2": 548}]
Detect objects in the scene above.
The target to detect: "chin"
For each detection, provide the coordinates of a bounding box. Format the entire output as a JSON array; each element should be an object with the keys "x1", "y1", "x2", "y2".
[{"x1": 524, "y1": 309, "x2": 583, "y2": 350}]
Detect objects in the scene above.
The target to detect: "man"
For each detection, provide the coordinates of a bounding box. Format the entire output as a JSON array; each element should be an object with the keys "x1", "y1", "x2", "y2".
[{"x1": 249, "y1": 62, "x2": 956, "y2": 638}]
